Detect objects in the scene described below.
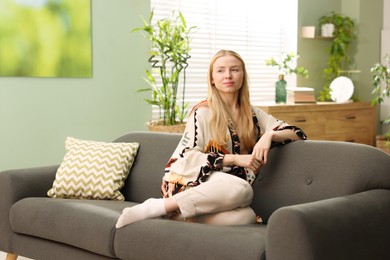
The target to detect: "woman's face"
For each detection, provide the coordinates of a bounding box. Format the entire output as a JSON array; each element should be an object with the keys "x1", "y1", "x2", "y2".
[{"x1": 211, "y1": 55, "x2": 244, "y2": 97}]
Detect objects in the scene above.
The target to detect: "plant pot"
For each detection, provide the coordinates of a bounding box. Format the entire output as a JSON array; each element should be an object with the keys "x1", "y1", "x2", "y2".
[
  {"x1": 376, "y1": 135, "x2": 390, "y2": 154},
  {"x1": 321, "y1": 23, "x2": 334, "y2": 37},
  {"x1": 147, "y1": 121, "x2": 186, "y2": 133}
]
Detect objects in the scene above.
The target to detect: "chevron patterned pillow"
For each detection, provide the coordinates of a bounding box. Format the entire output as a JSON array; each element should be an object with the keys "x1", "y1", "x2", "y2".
[{"x1": 47, "y1": 137, "x2": 140, "y2": 201}]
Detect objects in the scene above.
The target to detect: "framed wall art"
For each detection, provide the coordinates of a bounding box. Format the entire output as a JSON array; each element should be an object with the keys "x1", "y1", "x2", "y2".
[{"x1": 0, "y1": 0, "x2": 92, "y2": 78}]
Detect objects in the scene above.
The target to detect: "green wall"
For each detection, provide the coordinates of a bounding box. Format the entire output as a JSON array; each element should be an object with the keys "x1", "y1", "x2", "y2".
[
  {"x1": 298, "y1": 0, "x2": 341, "y2": 91},
  {"x1": 0, "y1": 0, "x2": 384, "y2": 171},
  {"x1": 0, "y1": 0, "x2": 151, "y2": 171},
  {"x1": 298, "y1": 0, "x2": 383, "y2": 103}
]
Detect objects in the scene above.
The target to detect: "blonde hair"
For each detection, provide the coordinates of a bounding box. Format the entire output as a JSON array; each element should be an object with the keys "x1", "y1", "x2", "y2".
[{"x1": 207, "y1": 50, "x2": 256, "y2": 149}]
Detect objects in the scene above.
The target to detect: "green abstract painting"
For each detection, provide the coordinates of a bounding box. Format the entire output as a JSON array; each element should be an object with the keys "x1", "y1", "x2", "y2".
[{"x1": 0, "y1": 0, "x2": 92, "y2": 78}]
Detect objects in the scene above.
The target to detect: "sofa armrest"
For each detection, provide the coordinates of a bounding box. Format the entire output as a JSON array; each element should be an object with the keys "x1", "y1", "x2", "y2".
[
  {"x1": 266, "y1": 189, "x2": 390, "y2": 260},
  {"x1": 0, "y1": 165, "x2": 58, "y2": 252}
]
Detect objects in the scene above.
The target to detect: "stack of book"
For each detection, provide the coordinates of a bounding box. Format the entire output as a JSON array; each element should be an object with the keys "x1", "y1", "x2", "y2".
[{"x1": 286, "y1": 87, "x2": 316, "y2": 103}]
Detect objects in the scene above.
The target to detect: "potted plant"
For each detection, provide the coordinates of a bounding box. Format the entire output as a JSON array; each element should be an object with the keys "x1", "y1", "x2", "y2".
[
  {"x1": 133, "y1": 10, "x2": 196, "y2": 132},
  {"x1": 317, "y1": 12, "x2": 356, "y2": 101},
  {"x1": 266, "y1": 52, "x2": 309, "y2": 103},
  {"x1": 371, "y1": 55, "x2": 390, "y2": 154}
]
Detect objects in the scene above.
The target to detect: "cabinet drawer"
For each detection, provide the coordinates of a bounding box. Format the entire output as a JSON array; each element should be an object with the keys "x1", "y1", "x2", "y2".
[
  {"x1": 270, "y1": 112, "x2": 325, "y2": 139},
  {"x1": 325, "y1": 133, "x2": 373, "y2": 145},
  {"x1": 325, "y1": 110, "x2": 373, "y2": 134}
]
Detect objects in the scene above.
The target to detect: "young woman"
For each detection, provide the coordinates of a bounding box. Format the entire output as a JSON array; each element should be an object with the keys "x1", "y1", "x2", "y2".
[{"x1": 116, "y1": 50, "x2": 306, "y2": 228}]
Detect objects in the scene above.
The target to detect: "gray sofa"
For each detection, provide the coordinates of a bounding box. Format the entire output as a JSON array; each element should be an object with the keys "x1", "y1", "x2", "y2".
[{"x1": 1, "y1": 131, "x2": 390, "y2": 260}]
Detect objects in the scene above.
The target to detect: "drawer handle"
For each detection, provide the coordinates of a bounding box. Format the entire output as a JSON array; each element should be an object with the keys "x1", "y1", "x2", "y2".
[
  {"x1": 345, "y1": 115, "x2": 356, "y2": 120},
  {"x1": 346, "y1": 139, "x2": 356, "y2": 142},
  {"x1": 295, "y1": 118, "x2": 306, "y2": 123}
]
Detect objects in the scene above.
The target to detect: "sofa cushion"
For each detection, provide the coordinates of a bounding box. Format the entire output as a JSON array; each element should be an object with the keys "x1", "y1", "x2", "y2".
[
  {"x1": 47, "y1": 137, "x2": 139, "y2": 200},
  {"x1": 10, "y1": 197, "x2": 133, "y2": 258},
  {"x1": 114, "y1": 219, "x2": 267, "y2": 260}
]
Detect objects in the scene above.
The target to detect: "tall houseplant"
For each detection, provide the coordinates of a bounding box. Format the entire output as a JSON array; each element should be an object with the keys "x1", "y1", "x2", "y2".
[
  {"x1": 371, "y1": 55, "x2": 390, "y2": 152},
  {"x1": 318, "y1": 12, "x2": 356, "y2": 101},
  {"x1": 133, "y1": 10, "x2": 195, "y2": 128}
]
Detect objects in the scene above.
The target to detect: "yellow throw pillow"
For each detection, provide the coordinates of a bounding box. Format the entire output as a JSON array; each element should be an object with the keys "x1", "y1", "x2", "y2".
[{"x1": 47, "y1": 137, "x2": 139, "y2": 200}]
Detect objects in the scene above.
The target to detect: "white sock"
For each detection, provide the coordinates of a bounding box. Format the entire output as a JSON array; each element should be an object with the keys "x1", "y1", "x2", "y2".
[{"x1": 115, "y1": 198, "x2": 167, "y2": 229}]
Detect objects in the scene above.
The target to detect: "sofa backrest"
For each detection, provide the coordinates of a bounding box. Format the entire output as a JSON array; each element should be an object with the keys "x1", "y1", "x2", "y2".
[
  {"x1": 114, "y1": 131, "x2": 182, "y2": 202},
  {"x1": 115, "y1": 132, "x2": 390, "y2": 224},
  {"x1": 251, "y1": 140, "x2": 390, "y2": 223}
]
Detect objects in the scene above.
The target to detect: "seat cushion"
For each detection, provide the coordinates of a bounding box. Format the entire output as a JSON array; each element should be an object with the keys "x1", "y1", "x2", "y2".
[
  {"x1": 10, "y1": 197, "x2": 133, "y2": 257},
  {"x1": 114, "y1": 218, "x2": 267, "y2": 260}
]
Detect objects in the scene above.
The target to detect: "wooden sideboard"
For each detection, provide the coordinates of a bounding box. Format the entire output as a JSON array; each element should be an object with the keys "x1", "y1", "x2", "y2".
[{"x1": 258, "y1": 102, "x2": 376, "y2": 146}]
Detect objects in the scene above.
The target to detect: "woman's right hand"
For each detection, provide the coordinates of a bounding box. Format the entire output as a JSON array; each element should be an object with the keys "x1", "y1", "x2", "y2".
[{"x1": 223, "y1": 154, "x2": 262, "y2": 174}]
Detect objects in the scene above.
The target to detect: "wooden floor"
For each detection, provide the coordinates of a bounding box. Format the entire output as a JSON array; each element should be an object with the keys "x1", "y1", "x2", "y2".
[{"x1": 0, "y1": 252, "x2": 32, "y2": 260}]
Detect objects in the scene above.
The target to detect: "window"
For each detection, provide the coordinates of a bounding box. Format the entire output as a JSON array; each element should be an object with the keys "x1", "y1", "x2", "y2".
[{"x1": 150, "y1": 0, "x2": 298, "y2": 118}]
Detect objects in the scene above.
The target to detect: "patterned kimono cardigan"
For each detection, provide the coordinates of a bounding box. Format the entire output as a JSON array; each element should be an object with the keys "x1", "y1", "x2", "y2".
[{"x1": 161, "y1": 102, "x2": 306, "y2": 198}]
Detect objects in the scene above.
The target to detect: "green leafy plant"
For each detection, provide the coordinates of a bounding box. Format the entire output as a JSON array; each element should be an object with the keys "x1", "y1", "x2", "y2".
[
  {"x1": 371, "y1": 55, "x2": 390, "y2": 146},
  {"x1": 133, "y1": 10, "x2": 196, "y2": 126},
  {"x1": 371, "y1": 55, "x2": 390, "y2": 108},
  {"x1": 265, "y1": 52, "x2": 309, "y2": 78},
  {"x1": 318, "y1": 12, "x2": 356, "y2": 101}
]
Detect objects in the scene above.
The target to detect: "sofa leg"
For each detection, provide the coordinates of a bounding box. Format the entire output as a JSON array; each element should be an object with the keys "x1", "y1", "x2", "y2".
[{"x1": 6, "y1": 253, "x2": 18, "y2": 260}]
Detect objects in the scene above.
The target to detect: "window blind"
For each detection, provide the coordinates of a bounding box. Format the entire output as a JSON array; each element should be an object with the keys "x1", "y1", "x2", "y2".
[{"x1": 150, "y1": 0, "x2": 298, "y2": 119}]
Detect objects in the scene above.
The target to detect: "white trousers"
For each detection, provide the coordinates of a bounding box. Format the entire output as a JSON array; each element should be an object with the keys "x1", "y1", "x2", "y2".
[{"x1": 172, "y1": 171, "x2": 256, "y2": 225}]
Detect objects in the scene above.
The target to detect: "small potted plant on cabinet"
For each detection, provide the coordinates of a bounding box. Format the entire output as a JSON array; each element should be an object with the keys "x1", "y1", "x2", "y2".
[
  {"x1": 317, "y1": 12, "x2": 356, "y2": 101},
  {"x1": 133, "y1": 10, "x2": 196, "y2": 132},
  {"x1": 371, "y1": 55, "x2": 390, "y2": 154},
  {"x1": 266, "y1": 52, "x2": 309, "y2": 104}
]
